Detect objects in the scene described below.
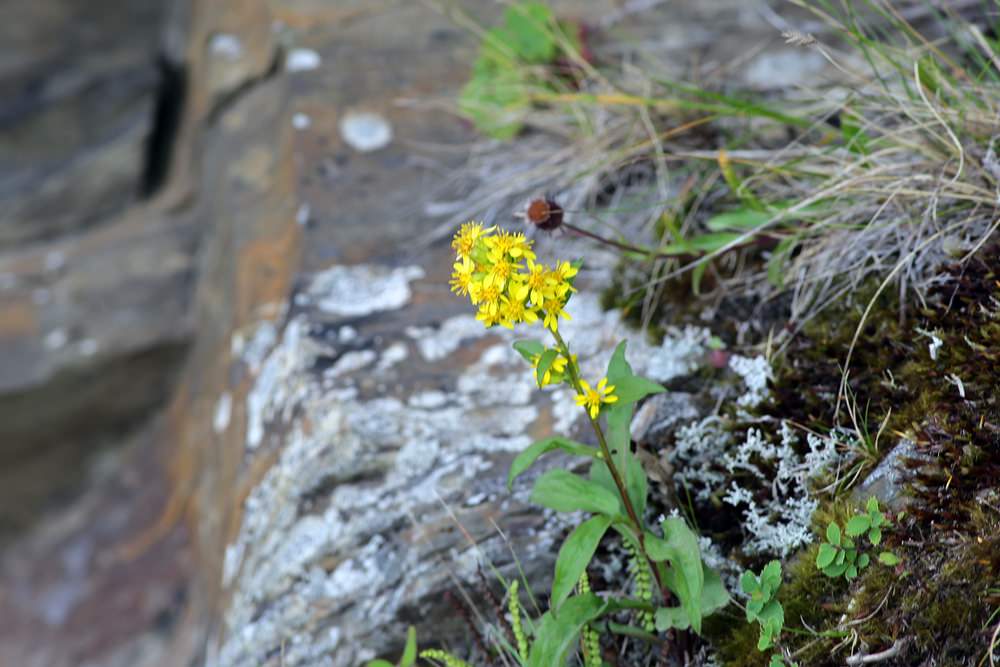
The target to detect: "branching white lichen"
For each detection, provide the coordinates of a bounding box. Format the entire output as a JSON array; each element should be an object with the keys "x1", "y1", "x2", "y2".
[{"x1": 722, "y1": 421, "x2": 839, "y2": 556}]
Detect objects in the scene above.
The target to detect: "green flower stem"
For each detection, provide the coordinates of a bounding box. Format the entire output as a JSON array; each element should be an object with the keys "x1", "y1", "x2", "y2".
[{"x1": 550, "y1": 327, "x2": 667, "y2": 600}]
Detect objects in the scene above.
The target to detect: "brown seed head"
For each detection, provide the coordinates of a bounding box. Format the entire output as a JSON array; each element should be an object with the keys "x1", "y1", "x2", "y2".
[{"x1": 526, "y1": 198, "x2": 563, "y2": 232}]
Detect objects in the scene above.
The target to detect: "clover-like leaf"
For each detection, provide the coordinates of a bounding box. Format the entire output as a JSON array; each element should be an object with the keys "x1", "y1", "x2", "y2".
[
  {"x1": 845, "y1": 515, "x2": 871, "y2": 537},
  {"x1": 826, "y1": 522, "x2": 841, "y2": 546},
  {"x1": 816, "y1": 543, "x2": 837, "y2": 569}
]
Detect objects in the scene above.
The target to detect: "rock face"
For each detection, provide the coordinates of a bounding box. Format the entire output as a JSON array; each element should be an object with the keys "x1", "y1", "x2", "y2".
[{"x1": 0, "y1": 1, "x2": 838, "y2": 666}]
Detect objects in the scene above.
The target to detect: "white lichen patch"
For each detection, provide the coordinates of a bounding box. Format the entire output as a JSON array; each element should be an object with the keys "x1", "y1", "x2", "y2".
[
  {"x1": 306, "y1": 264, "x2": 424, "y2": 318},
  {"x1": 644, "y1": 326, "x2": 712, "y2": 382},
  {"x1": 339, "y1": 111, "x2": 393, "y2": 153},
  {"x1": 286, "y1": 48, "x2": 321, "y2": 72},
  {"x1": 213, "y1": 392, "x2": 233, "y2": 434}
]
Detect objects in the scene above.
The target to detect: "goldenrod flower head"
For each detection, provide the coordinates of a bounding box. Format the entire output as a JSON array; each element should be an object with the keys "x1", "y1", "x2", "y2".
[
  {"x1": 452, "y1": 221, "x2": 492, "y2": 259},
  {"x1": 449, "y1": 222, "x2": 577, "y2": 332},
  {"x1": 449, "y1": 257, "x2": 474, "y2": 296},
  {"x1": 574, "y1": 377, "x2": 618, "y2": 419}
]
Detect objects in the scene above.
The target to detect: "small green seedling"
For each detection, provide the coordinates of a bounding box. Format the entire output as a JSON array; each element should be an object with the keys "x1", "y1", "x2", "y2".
[
  {"x1": 816, "y1": 497, "x2": 900, "y2": 580},
  {"x1": 740, "y1": 560, "x2": 785, "y2": 658}
]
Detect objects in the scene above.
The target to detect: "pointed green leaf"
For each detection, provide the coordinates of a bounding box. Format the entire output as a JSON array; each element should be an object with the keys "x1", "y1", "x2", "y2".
[
  {"x1": 655, "y1": 563, "x2": 729, "y2": 631},
  {"x1": 648, "y1": 517, "x2": 705, "y2": 633},
  {"x1": 507, "y1": 437, "x2": 598, "y2": 489},
  {"x1": 605, "y1": 341, "x2": 666, "y2": 404},
  {"x1": 512, "y1": 339, "x2": 545, "y2": 363},
  {"x1": 527, "y1": 593, "x2": 608, "y2": 667},
  {"x1": 550, "y1": 516, "x2": 612, "y2": 612},
  {"x1": 705, "y1": 207, "x2": 772, "y2": 232},
  {"x1": 845, "y1": 515, "x2": 871, "y2": 537},
  {"x1": 530, "y1": 469, "x2": 621, "y2": 517},
  {"x1": 740, "y1": 570, "x2": 760, "y2": 596},
  {"x1": 869, "y1": 527, "x2": 882, "y2": 546},
  {"x1": 866, "y1": 496, "x2": 880, "y2": 514},
  {"x1": 536, "y1": 348, "x2": 559, "y2": 387},
  {"x1": 400, "y1": 626, "x2": 417, "y2": 667}
]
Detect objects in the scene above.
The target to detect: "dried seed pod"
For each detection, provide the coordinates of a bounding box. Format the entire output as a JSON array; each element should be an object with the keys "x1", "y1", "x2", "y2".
[{"x1": 525, "y1": 198, "x2": 564, "y2": 232}]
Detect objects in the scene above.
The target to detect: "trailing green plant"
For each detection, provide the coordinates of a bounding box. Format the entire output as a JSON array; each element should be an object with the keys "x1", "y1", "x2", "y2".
[
  {"x1": 740, "y1": 561, "x2": 790, "y2": 667},
  {"x1": 815, "y1": 497, "x2": 900, "y2": 581}
]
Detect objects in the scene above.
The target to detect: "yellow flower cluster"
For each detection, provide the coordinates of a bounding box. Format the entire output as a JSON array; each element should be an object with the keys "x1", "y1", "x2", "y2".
[{"x1": 450, "y1": 222, "x2": 578, "y2": 331}]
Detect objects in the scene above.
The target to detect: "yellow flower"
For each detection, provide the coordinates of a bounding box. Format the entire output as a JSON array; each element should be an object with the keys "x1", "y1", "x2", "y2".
[
  {"x1": 517, "y1": 259, "x2": 557, "y2": 305},
  {"x1": 485, "y1": 229, "x2": 519, "y2": 258},
  {"x1": 475, "y1": 302, "x2": 503, "y2": 328},
  {"x1": 507, "y1": 232, "x2": 536, "y2": 261},
  {"x1": 499, "y1": 295, "x2": 538, "y2": 329},
  {"x1": 541, "y1": 298, "x2": 571, "y2": 332},
  {"x1": 574, "y1": 377, "x2": 618, "y2": 419},
  {"x1": 483, "y1": 254, "x2": 519, "y2": 291},
  {"x1": 449, "y1": 258, "x2": 475, "y2": 296},
  {"x1": 452, "y1": 221, "x2": 492, "y2": 259}
]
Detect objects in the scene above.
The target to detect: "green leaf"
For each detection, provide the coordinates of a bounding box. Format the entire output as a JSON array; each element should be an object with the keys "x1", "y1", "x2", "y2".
[
  {"x1": 535, "y1": 348, "x2": 559, "y2": 387},
  {"x1": 758, "y1": 600, "x2": 784, "y2": 637},
  {"x1": 648, "y1": 517, "x2": 705, "y2": 633},
  {"x1": 845, "y1": 515, "x2": 871, "y2": 537},
  {"x1": 654, "y1": 564, "x2": 729, "y2": 632},
  {"x1": 868, "y1": 527, "x2": 882, "y2": 546},
  {"x1": 507, "y1": 437, "x2": 598, "y2": 489},
  {"x1": 655, "y1": 232, "x2": 743, "y2": 257},
  {"x1": 740, "y1": 570, "x2": 760, "y2": 596},
  {"x1": 823, "y1": 562, "x2": 848, "y2": 578},
  {"x1": 624, "y1": 448, "x2": 648, "y2": 518},
  {"x1": 512, "y1": 339, "x2": 545, "y2": 363},
  {"x1": 767, "y1": 236, "x2": 797, "y2": 288},
  {"x1": 550, "y1": 516, "x2": 612, "y2": 612},
  {"x1": 528, "y1": 593, "x2": 609, "y2": 667},
  {"x1": 605, "y1": 341, "x2": 666, "y2": 404},
  {"x1": 400, "y1": 626, "x2": 417, "y2": 667},
  {"x1": 826, "y1": 522, "x2": 841, "y2": 546},
  {"x1": 878, "y1": 552, "x2": 901, "y2": 566},
  {"x1": 846, "y1": 565, "x2": 858, "y2": 580},
  {"x1": 835, "y1": 549, "x2": 846, "y2": 566},
  {"x1": 530, "y1": 469, "x2": 621, "y2": 517},
  {"x1": 501, "y1": 2, "x2": 556, "y2": 64},
  {"x1": 458, "y1": 64, "x2": 530, "y2": 139},
  {"x1": 769, "y1": 653, "x2": 786, "y2": 667},
  {"x1": 705, "y1": 207, "x2": 772, "y2": 232},
  {"x1": 816, "y1": 543, "x2": 837, "y2": 569},
  {"x1": 760, "y1": 560, "x2": 782, "y2": 597},
  {"x1": 866, "y1": 496, "x2": 880, "y2": 514},
  {"x1": 857, "y1": 553, "x2": 871, "y2": 569}
]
